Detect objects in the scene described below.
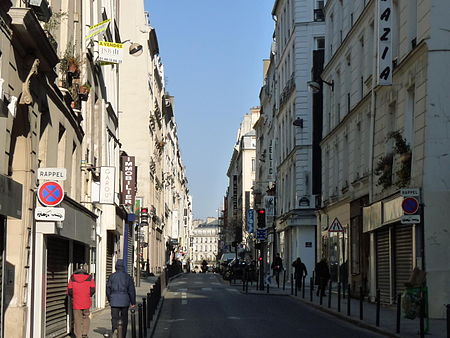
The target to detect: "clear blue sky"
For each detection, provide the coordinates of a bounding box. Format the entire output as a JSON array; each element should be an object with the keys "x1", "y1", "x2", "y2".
[{"x1": 144, "y1": 0, "x2": 275, "y2": 219}]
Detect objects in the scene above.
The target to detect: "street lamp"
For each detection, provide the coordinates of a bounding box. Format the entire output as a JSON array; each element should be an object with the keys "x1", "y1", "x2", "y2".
[
  {"x1": 121, "y1": 40, "x2": 144, "y2": 56},
  {"x1": 307, "y1": 78, "x2": 334, "y2": 93}
]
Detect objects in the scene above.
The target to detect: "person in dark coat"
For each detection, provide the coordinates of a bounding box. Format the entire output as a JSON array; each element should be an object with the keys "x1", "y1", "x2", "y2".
[
  {"x1": 315, "y1": 258, "x2": 331, "y2": 297},
  {"x1": 106, "y1": 259, "x2": 136, "y2": 337},
  {"x1": 271, "y1": 253, "x2": 284, "y2": 287},
  {"x1": 67, "y1": 266, "x2": 95, "y2": 338},
  {"x1": 292, "y1": 257, "x2": 308, "y2": 290}
]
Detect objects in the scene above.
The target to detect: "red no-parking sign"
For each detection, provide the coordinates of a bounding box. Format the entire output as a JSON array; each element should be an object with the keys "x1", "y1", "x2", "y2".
[{"x1": 38, "y1": 181, "x2": 64, "y2": 207}]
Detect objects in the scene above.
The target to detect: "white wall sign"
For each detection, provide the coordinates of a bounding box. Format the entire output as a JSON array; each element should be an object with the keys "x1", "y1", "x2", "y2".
[
  {"x1": 264, "y1": 196, "x2": 275, "y2": 216},
  {"x1": 401, "y1": 214, "x2": 421, "y2": 224},
  {"x1": 377, "y1": 0, "x2": 393, "y2": 86},
  {"x1": 35, "y1": 207, "x2": 65, "y2": 221},
  {"x1": 98, "y1": 41, "x2": 124, "y2": 64},
  {"x1": 99, "y1": 166, "x2": 115, "y2": 204},
  {"x1": 38, "y1": 167, "x2": 67, "y2": 181}
]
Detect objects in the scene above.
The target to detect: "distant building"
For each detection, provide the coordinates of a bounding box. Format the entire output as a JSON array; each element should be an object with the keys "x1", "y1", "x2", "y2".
[{"x1": 190, "y1": 220, "x2": 219, "y2": 267}]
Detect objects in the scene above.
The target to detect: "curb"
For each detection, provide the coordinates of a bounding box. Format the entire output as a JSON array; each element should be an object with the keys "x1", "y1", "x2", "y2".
[
  {"x1": 290, "y1": 296, "x2": 399, "y2": 338},
  {"x1": 149, "y1": 273, "x2": 183, "y2": 337}
]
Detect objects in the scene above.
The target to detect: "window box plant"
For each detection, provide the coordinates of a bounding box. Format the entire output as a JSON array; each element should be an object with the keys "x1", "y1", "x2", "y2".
[
  {"x1": 374, "y1": 152, "x2": 394, "y2": 189},
  {"x1": 78, "y1": 83, "x2": 91, "y2": 101}
]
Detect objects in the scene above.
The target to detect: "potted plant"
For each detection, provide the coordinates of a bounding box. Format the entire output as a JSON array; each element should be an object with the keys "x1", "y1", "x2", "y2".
[
  {"x1": 374, "y1": 152, "x2": 394, "y2": 189},
  {"x1": 388, "y1": 131, "x2": 411, "y2": 155},
  {"x1": 59, "y1": 42, "x2": 81, "y2": 81},
  {"x1": 78, "y1": 83, "x2": 91, "y2": 101}
]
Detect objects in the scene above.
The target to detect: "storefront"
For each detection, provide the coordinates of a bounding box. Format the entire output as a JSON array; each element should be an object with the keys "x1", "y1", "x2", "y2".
[
  {"x1": 0, "y1": 175, "x2": 22, "y2": 337},
  {"x1": 364, "y1": 196, "x2": 415, "y2": 304},
  {"x1": 33, "y1": 196, "x2": 96, "y2": 337}
]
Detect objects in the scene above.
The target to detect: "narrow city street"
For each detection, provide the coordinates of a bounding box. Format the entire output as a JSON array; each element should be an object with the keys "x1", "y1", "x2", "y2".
[{"x1": 153, "y1": 273, "x2": 383, "y2": 338}]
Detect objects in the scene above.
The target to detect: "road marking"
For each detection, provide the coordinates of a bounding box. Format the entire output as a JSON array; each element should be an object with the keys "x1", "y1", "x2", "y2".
[
  {"x1": 201, "y1": 287, "x2": 212, "y2": 291},
  {"x1": 181, "y1": 292, "x2": 187, "y2": 305},
  {"x1": 177, "y1": 288, "x2": 187, "y2": 292},
  {"x1": 211, "y1": 282, "x2": 221, "y2": 285},
  {"x1": 227, "y1": 316, "x2": 240, "y2": 320},
  {"x1": 226, "y1": 288, "x2": 239, "y2": 292}
]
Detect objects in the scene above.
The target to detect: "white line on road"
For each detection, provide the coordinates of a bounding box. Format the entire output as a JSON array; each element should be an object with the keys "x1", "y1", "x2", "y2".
[
  {"x1": 227, "y1": 316, "x2": 241, "y2": 320},
  {"x1": 181, "y1": 292, "x2": 187, "y2": 305},
  {"x1": 201, "y1": 287, "x2": 212, "y2": 291},
  {"x1": 226, "y1": 288, "x2": 239, "y2": 292}
]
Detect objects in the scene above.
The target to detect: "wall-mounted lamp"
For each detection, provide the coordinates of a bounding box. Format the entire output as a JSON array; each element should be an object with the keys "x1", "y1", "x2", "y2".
[
  {"x1": 307, "y1": 78, "x2": 334, "y2": 93},
  {"x1": 122, "y1": 40, "x2": 143, "y2": 56},
  {"x1": 293, "y1": 117, "x2": 304, "y2": 127}
]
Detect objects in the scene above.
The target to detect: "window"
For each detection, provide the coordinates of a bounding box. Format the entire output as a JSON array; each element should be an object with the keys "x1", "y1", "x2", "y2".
[
  {"x1": 315, "y1": 37, "x2": 325, "y2": 50},
  {"x1": 251, "y1": 158, "x2": 256, "y2": 171}
]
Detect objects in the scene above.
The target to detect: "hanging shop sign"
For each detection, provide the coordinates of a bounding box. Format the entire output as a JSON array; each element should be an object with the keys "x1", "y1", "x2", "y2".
[
  {"x1": 98, "y1": 41, "x2": 124, "y2": 64},
  {"x1": 377, "y1": 0, "x2": 393, "y2": 85},
  {"x1": 99, "y1": 166, "x2": 115, "y2": 204},
  {"x1": 121, "y1": 156, "x2": 136, "y2": 207},
  {"x1": 264, "y1": 196, "x2": 275, "y2": 217},
  {"x1": 85, "y1": 19, "x2": 111, "y2": 41}
]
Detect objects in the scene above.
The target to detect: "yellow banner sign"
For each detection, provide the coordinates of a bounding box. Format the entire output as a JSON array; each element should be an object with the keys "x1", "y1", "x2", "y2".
[{"x1": 85, "y1": 19, "x2": 111, "y2": 41}]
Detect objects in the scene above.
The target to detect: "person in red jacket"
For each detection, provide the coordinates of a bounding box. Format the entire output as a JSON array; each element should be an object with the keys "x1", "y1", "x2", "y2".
[{"x1": 67, "y1": 266, "x2": 95, "y2": 338}]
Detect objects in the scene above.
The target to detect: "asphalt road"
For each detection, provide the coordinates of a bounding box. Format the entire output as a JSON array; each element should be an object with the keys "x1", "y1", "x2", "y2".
[{"x1": 152, "y1": 273, "x2": 384, "y2": 338}]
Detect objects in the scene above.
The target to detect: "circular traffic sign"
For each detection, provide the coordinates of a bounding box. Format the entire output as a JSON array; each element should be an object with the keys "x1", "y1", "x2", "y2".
[
  {"x1": 38, "y1": 181, "x2": 64, "y2": 207},
  {"x1": 402, "y1": 197, "x2": 419, "y2": 214}
]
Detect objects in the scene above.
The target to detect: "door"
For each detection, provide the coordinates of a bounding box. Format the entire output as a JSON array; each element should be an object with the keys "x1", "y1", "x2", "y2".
[
  {"x1": 106, "y1": 232, "x2": 115, "y2": 282},
  {"x1": 45, "y1": 237, "x2": 69, "y2": 337}
]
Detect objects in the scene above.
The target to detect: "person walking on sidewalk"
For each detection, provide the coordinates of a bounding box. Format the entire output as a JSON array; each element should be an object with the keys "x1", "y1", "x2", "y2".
[
  {"x1": 106, "y1": 259, "x2": 136, "y2": 338},
  {"x1": 292, "y1": 257, "x2": 307, "y2": 290},
  {"x1": 315, "y1": 258, "x2": 330, "y2": 297},
  {"x1": 67, "y1": 265, "x2": 95, "y2": 338},
  {"x1": 271, "y1": 253, "x2": 284, "y2": 288}
]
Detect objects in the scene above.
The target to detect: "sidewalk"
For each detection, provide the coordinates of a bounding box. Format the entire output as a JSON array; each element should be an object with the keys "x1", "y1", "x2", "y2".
[
  {"x1": 230, "y1": 278, "x2": 446, "y2": 337},
  {"x1": 89, "y1": 276, "x2": 159, "y2": 337}
]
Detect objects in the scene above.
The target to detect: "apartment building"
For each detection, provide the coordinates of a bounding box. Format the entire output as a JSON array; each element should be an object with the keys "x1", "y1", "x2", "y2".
[
  {"x1": 225, "y1": 108, "x2": 259, "y2": 256},
  {"x1": 270, "y1": 0, "x2": 326, "y2": 277},
  {"x1": 319, "y1": 0, "x2": 450, "y2": 318},
  {"x1": 191, "y1": 219, "x2": 219, "y2": 267}
]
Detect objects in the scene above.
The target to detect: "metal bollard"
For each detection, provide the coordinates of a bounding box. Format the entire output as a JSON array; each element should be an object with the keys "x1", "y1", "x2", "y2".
[
  {"x1": 290, "y1": 274, "x2": 294, "y2": 295},
  {"x1": 295, "y1": 276, "x2": 298, "y2": 296},
  {"x1": 376, "y1": 289, "x2": 380, "y2": 327},
  {"x1": 302, "y1": 276, "x2": 306, "y2": 299},
  {"x1": 118, "y1": 319, "x2": 123, "y2": 338},
  {"x1": 138, "y1": 303, "x2": 143, "y2": 338},
  {"x1": 142, "y1": 298, "x2": 147, "y2": 336},
  {"x1": 131, "y1": 308, "x2": 137, "y2": 338},
  {"x1": 347, "y1": 284, "x2": 351, "y2": 316},
  {"x1": 310, "y1": 277, "x2": 313, "y2": 302},
  {"x1": 283, "y1": 270, "x2": 286, "y2": 290},
  {"x1": 419, "y1": 291, "x2": 425, "y2": 338},
  {"x1": 328, "y1": 281, "x2": 332, "y2": 308},
  {"x1": 246, "y1": 279, "x2": 249, "y2": 293},
  {"x1": 256, "y1": 270, "x2": 259, "y2": 290},
  {"x1": 396, "y1": 293, "x2": 401, "y2": 333},
  {"x1": 343, "y1": 280, "x2": 346, "y2": 299},
  {"x1": 359, "y1": 286, "x2": 364, "y2": 320},
  {"x1": 446, "y1": 304, "x2": 450, "y2": 338},
  {"x1": 338, "y1": 282, "x2": 341, "y2": 312},
  {"x1": 267, "y1": 282, "x2": 269, "y2": 294},
  {"x1": 320, "y1": 287, "x2": 324, "y2": 306},
  {"x1": 147, "y1": 292, "x2": 152, "y2": 326}
]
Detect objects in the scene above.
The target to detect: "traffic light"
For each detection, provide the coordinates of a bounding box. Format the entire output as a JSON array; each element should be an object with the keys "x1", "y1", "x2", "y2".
[
  {"x1": 257, "y1": 208, "x2": 266, "y2": 228},
  {"x1": 140, "y1": 207, "x2": 149, "y2": 226}
]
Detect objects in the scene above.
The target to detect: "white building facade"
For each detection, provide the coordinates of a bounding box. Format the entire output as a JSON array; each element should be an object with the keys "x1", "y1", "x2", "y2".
[
  {"x1": 319, "y1": 0, "x2": 450, "y2": 318},
  {"x1": 271, "y1": 0, "x2": 326, "y2": 278}
]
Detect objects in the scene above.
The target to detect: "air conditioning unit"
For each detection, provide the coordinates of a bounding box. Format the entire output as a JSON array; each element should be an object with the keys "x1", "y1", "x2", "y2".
[{"x1": 29, "y1": 0, "x2": 52, "y2": 22}]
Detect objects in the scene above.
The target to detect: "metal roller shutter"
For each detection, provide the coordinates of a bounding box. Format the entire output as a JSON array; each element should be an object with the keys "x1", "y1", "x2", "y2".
[
  {"x1": 394, "y1": 224, "x2": 413, "y2": 299},
  {"x1": 106, "y1": 232, "x2": 114, "y2": 282},
  {"x1": 376, "y1": 228, "x2": 391, "y2": 303},
  {"x1": 46, "y1": 237, "x2": 69, "y2": 337},
  {"x1": 127, "y1": 225, "x2": 134, "y2": 275}
]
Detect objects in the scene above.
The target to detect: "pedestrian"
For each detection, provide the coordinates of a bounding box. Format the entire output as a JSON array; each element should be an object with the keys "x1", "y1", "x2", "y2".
[
  {"x1": 67, "y1": 265, "x2": 95, "y2": 338},
  {"x1": 292, "y1": 257, "x2": 308, "y2": 290},
  {"x1": 271, "y1": 253, "x2": 284, "y2": 287},
  {"x1": 315, "y1": 258, "x2": 331, "y2": 297},
  {"x1": 106, "y1": 259, "x2": 136, "y2": 338}
]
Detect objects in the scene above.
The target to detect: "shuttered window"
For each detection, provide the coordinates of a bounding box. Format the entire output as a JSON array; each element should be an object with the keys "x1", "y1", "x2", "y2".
[{"x1": 45, "y1": 237, "x2": 69, "y2": 337}]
